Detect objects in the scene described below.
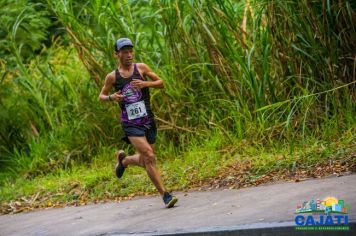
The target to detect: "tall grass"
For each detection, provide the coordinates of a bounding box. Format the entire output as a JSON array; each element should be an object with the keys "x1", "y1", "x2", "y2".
[
  {"x1": 45, "y1": 0, "x2": 355, "y2": 133},
  {"x1": 0, "y1": 42, "x2": 123, "y2": 175}
]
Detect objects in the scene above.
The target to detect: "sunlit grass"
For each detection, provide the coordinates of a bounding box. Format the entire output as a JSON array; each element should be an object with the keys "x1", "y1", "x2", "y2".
[{"x1": 1, "y1": 129, "x2": 354, "y2": 209}]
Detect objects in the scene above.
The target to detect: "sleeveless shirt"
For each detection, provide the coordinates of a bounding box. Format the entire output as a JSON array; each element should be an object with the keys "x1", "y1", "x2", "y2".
[{"x1": 114, "y1": 63, "x2": 154, "y2": 125}]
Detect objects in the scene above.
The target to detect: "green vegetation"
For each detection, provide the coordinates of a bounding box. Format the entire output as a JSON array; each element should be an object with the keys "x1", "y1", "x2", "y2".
[{"x1": 0, "y1": 0, "x2": 355, "y2": 213}]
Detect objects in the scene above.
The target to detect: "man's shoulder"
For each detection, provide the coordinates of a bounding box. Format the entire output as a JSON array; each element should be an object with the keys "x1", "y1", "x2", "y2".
[
  {"x1": 136, "y1": 63, "x2": 148, "y2": 70},
  {"x1": 136, "y1": 63, "x2": 150, "y2": 75},
  {"x1": 105, "y1": 70, "x2": 116, "y2": 82}
]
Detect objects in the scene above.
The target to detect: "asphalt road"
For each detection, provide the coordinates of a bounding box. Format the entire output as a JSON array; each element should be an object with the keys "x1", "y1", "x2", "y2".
[{"x1": 1, "y1": 174, "x2": 355, "y2": 236}]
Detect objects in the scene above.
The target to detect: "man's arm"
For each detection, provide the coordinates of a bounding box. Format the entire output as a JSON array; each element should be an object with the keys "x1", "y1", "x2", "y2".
[
  {"x1": 98, "y1": 72, "x2": 124, "y2": 102},
  {"x1": 132, "y1": 63, "x2": 164, "y2": 89}
]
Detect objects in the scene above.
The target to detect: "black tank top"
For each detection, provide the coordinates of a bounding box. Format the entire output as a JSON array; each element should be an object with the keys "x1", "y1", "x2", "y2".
[{"x1": 114, "y1": 63, "x2": 153, "y2": 125}]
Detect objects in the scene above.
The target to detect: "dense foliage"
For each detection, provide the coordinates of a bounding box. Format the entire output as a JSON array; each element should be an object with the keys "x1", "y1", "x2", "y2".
[{"x1": 0, "y1": 0, "x2": 355, "y2": 177}]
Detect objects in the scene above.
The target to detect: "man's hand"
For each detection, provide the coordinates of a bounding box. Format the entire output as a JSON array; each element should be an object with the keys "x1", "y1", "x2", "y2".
[
  {"x1": 131, "y1": 79, "x2": 147, "y2": 89},
  {"x1": 110, "y1": 90, "x2": 124, "y2": 102}
]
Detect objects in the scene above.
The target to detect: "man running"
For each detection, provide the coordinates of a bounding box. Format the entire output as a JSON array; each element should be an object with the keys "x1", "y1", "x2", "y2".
[{"x1": 99, "y1": 38, "x2": 177, "y2": 208}]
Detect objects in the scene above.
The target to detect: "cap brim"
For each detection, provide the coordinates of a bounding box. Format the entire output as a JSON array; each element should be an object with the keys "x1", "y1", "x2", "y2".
[{"x1": 118, "y1": 44, "x2": 134, "y2": 51}]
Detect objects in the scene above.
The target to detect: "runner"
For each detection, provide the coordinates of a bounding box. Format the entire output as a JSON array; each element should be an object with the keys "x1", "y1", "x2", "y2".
[{"x1": 99, "y1": 38, "x2": 178, "y2": 208}]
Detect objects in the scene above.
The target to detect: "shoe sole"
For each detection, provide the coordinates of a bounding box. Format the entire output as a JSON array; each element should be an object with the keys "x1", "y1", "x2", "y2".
[
  {"x1": 115, "y1": 163, "x2": 125, "y2": 178},
  {"x1": 165, "y1": 197, "x2": 178, "y2": 208}
]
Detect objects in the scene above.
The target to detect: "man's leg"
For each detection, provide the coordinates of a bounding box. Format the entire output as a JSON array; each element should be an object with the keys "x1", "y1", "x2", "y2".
[
  {"x1": 115, "y1": 144, "x2": 155, "y2": 175},
  {"x1": 117, "y1": 152, "x2": 144, "y2": 167},
  {"x1": 127, "y1": 136, "x2": 166, "y2": 196}
]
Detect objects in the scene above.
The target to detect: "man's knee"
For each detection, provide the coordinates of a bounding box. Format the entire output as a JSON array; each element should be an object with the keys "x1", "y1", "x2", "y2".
[{"x1": 141, "y1": 148, "x2": 156, "y2": 165}]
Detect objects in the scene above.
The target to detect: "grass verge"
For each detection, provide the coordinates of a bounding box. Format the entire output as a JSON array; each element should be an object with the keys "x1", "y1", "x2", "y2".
[{"x1": 1, "y1": 128, "x2": 355, "y2": 214}]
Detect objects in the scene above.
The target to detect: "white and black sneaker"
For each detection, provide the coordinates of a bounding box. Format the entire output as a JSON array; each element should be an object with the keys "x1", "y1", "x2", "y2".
[
  {"x1": 163, "y1": 192, "x2": 178, "y2": 208},
  {"x1": 115, "y1": 150, "x2": 126, "y2": 178}
]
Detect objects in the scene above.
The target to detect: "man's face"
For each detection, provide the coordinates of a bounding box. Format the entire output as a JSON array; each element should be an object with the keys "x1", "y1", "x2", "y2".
[{"x1": 116, "y1": 46, "x2": 133, "y2": 66}]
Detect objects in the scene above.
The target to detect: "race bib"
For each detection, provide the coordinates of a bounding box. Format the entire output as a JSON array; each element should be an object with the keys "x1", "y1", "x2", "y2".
[{"x1": 125, "y1": 101, "x2": 147, "y2": 120}]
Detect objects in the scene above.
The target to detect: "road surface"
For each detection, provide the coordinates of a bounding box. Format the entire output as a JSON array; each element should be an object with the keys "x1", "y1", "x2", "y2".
[{"x1": 1, "y1": 174, "x2": 355, "y2": 235}]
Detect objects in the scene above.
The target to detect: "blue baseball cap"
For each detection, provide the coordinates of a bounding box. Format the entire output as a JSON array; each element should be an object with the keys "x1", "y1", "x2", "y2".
[{"x1": 115, "y1": 38, "x2": 134, "y2": 51}]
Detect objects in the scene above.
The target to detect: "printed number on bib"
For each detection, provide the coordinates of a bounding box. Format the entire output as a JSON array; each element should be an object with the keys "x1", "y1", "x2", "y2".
[{"x1": 126, "y1": 101, "x2": 147, "y2": 120}]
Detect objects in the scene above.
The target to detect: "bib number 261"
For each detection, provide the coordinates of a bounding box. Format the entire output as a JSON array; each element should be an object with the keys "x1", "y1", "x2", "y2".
[{"x1": 126, "y1": 101, "x2": 147, "y2": 120}]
